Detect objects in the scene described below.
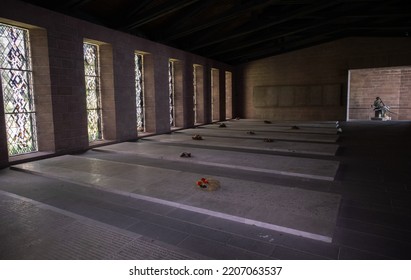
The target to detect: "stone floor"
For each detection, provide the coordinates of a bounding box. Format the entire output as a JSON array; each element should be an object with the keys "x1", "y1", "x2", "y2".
[{"x1": 1, "y1": 119, "x2": 411, "y2": 259}]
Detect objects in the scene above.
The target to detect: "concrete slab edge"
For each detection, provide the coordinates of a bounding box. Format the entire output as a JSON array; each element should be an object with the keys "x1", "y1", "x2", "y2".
[
  {"x1": 10, "y1": 166, "x2": 333, "y2": 243},
  {"x1": 189, "y1": 161, "x2": 336, "y2": 181},
  {"x1": 136, "y1": 140, "x2": 337, "y2": 156}
]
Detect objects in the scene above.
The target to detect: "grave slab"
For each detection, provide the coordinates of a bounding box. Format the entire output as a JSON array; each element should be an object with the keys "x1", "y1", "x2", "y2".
[
  {"x1": 176, "y1": 128, "x2": 339, "y2": 143},
  {"x1": 227, "y1": 119, "x2": 338, "y2": 128},
  {"x1": 94, "y1": 142, "x2": 339, "y2": 181},
  {"x1": 204, "y1": 122, "x2": 338, "y2": 135},
  {"x1": 13, "y1": 155, "x2": 341, "y2": 242},
  {"x1": 145, "y1": 133, "x2": 339, "y2": 156}
]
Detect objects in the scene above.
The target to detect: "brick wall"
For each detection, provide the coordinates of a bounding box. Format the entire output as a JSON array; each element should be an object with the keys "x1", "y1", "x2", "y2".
[
  {"x1": 399, "y1": 69, "x2": 411, "y2": 120},
  {"x1": 348, "y1": 67, "x2": 411, "y2": 120},
  {"x1": 238, "y1": 37, "x2": 411, "y2": 121}
]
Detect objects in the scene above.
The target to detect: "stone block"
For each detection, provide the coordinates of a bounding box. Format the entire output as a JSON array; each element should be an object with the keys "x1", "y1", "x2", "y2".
[
  {"x1": 323, "y1": 85, "x2": 341, "y2": 106},
  {"x1": 294, "y1": 87, "x2": 307, "y2": 106},
  {"x1": 308, "y1": 86, "x2": 323, "y2": 106},
  {"x1": 279, "y1": 87, "x2": 294, "y2": 107},
  {"x1": 253, "y1": 87, "x2": 278, "y2": 107}
]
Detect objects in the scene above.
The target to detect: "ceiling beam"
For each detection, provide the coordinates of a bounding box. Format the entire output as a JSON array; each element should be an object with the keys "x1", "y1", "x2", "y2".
[
  {"x1": 187, "y1": 0, "x2": 345, "y2": 51},
  {"x1": 205, "y1": 9, "x2": 408, "y2": 58},
  {"x1": 159, "y1": 0, "x2": 217, "y2": 37},
  {"x1": 221, "y1": 22, "x2": 411, "y2": 64},
  {"x1": 123, "y1": 0, "x2": 153, "y2": 21},
  {"x1": 222, "y1": 29, "x2": 344, "y2": 64},
  {"x1": 58, "y1": 0, "x2": 93, "y2": 10},
  {"x1": 121, "y1": 0, "x2": 201, "y2": 31},
  {"x1": 344, "y1": 13, "x2": 411, "y2": 19},
  {"x1": 163, "y1": 0, "x2": 282, "y2": 42},
  {"x1": 206, "y1": 18, "x2": 340, "y2": 57}
]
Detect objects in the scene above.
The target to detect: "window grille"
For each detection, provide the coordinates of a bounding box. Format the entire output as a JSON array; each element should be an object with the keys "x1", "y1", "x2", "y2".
[
  {"x1": 168, "y1": 60, "x2": 175, "y2": 126},
  {"x1": 83, "y1": 42, "x2": 103, "y2": 142},
  {"x1": 0, "y1": 23, "x2": 38, "y2": 156},
  {"x1": 135, "y1": 53, "x2": 145, "y2": 132}
]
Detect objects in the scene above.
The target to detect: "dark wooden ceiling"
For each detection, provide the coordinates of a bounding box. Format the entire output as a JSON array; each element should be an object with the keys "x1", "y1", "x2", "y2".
[{"x1": 20, "y1": 0, "x2": 411, "y2": 65}]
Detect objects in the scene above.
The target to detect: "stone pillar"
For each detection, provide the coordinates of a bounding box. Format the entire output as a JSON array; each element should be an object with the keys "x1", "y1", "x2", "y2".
[
  {"x1": 194, "y1": 64, "x2": 205, "y2": 124},
  {"x1": 99, "y1": 43, "x2": 117, "y2": 141},
  {"x1": 153, "y1": 56, "x2": 171, "y2": 134},
  {"x1": 219, "y1": 69, "x2": 226, "y2": 121},
  {"x1": 225, "y1": 71, "x2": 233, "y2": 119},
  {"x1": 30, "y1": 27, "x2": 55, "y2": 153},
  {"x1": 211, "y1": 68, "x2": 220, "y2": 121},
  {"x1": 48, "y1": 22, "x2": 88, "y2": 153},
  {"x1": 174, "y1": 59, "x2": 185, "y2": 128},
  {"x1": 204, "y1": 65, "x2": 212, "y2": 124},
  {"x1": 142, "y1": 53, "x2": 157, "y2": 133},
  {"x1": 182, "y1": 58, "x2": 194, "y2": 128},
  {"x1": 112, "y1": 46, "x2": 137, "y2": 140}
]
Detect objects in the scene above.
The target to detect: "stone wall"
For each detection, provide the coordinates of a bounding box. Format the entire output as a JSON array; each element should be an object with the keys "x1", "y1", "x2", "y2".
[
  {"x1": 238, "y1": 37, "x2": 411, "y2": 121},
  {"x1": 0, "y1": 0, "x2": 232, "y2": 168},
  {"x1": 253, "y1": 84, "x2": 343, "y2": 120}
]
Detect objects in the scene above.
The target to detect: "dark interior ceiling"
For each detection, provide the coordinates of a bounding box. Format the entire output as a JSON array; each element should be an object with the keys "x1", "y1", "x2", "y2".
[{"x1": 20, "y1": 0, "x2": 411, "y2": 65}]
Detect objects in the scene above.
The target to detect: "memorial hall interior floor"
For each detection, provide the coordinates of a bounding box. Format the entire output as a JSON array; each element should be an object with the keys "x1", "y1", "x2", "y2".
[{"x1": 0, "y1": 119, "x2": 411, "y2": 259}]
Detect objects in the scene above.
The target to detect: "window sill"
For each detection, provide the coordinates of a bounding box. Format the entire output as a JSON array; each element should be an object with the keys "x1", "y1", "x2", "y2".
[
  {"x1": 9, "y1": 151, "x2": 55, "y2": 165},
  {"x1": 88, "y1": 140, "x2": 116, "y2": 148}
]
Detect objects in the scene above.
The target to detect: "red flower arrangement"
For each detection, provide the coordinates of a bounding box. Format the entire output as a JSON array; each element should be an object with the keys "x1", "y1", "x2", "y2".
[
  {"x1": 195, "y1": 177, "x2": 220, "y2": 191},
  {"x1": 196, "y1": 177, "x2": 209, "y2": 188}
]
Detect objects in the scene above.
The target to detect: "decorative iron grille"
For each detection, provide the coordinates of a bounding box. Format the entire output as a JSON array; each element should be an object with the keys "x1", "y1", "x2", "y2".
[
  {"x1": 168, "y1": 60, "x2": 175, "y2": 126},
  {"x1": 0, "y1": 23, "x2": 38, "y2": 156},
  {"x1": 83, "y1": 42, "x2": 102, "y2": 142},
  {"x1": 135, "y1": 53, "x2": 145, "y2": 132}
]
